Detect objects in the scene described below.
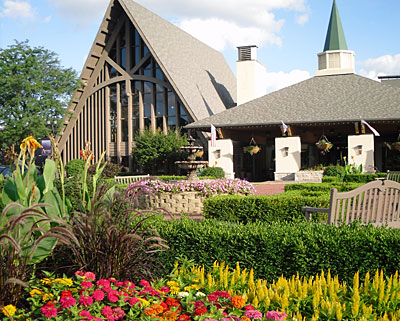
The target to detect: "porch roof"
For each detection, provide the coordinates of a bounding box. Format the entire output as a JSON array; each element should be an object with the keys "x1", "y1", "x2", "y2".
[{"x1": 186, "y1": 73, "x2": 400, "y2": 131}]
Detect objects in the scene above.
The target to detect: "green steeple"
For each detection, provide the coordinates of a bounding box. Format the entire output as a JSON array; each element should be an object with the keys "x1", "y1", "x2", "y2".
[{"x1": 323, "y1": 0, "x2": 348, "y2": 51}]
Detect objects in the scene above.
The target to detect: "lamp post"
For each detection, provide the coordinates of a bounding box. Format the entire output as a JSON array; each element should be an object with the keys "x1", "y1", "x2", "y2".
[{"x1": 47, "y1": 119, "x2": 57, "y2": 137}]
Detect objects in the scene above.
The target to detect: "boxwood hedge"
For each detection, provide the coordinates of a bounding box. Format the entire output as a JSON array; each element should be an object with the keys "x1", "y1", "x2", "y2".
[
  {"x1": 155, "y1": 218, "x2": 400, "y2": 285},
  {"x1": 203, "y1": 192, "x2": 330, "y2": 223}
]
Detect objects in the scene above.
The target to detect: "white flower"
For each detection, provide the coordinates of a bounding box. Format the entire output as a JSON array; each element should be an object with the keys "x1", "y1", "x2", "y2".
[
  {"x1": 195, "y1": 291, "x2": 206, "y2": 297},
  {"x1": 177, "y1": 291, "x2": 190, "y2": 298}
]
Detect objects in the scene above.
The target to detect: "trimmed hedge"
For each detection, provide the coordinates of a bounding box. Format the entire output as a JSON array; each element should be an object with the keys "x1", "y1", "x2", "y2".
[
  {"x1": 199, "y1": 167, "x2": 225, "y2": 178},
  {"x1": 343, "y1": 173, "x2": 386, "y2": 183},
  {"x1": 155, "y1": 218, "x2": 400, "y2": 285},
  {"x1": 203, "y1": 192, "x2": 330, "y2": 223},
  {"x1": 284, "y1": 182, "x2": 362, "y2": 193}
]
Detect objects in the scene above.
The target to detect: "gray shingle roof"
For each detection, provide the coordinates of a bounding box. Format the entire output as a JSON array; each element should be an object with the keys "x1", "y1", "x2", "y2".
[
  {"x1": 186, "y1": 73, "x2": 400, "y2": 129},
  {"x1": 120, "y1": 0, "x2": 236, "y2": 121}
]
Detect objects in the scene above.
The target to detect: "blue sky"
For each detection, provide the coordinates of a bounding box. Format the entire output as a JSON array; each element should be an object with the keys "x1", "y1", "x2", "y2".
[{"x1": 1, "y1": 0, "x2": 400, "y2": 93}]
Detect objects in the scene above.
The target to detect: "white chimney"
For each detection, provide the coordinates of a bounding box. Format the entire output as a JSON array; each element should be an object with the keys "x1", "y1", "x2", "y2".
[{"x1": 236, "y1": 45, "x2": 266, "y2": 105}]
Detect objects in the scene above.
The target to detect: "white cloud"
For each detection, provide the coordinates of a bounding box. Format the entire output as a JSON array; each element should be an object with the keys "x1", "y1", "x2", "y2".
[
  {"x1": 178, "y1": 18, "x2": 282, "y2": 51},
  {"x1": 296, "y1": 13, "x2": 309, "y2": 25},
  {"x1": 359, "y1": 54, "x2": 400, "y2": 80},
  {"x1": 0, "y1": 0, "x2": 36, "y2": 20},
  {"x1": 264, "y1": 69, "x2": 311, "y2": 93},
  {"x1": 138, "y1": 0, "x2": 308, "y2": 51},
  {"x1": 45, "y1": 0, "x2": 108, "y2": 25}
]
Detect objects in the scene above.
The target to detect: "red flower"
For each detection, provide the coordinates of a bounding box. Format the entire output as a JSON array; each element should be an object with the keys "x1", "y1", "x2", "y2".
[
  {"x1": 78, "y1": 295, "x2": 93, "y2": 306},
  {"x1": 81, "y1": 281, "x2": 93, "y2": 288},
  {"x1": 97, "y1": 279, "x2": 111, "y2": 288},
  {"x1": 139, "y1": 279, "x2": 150, "y2": 287},
  {"x1": 61, "y1": 290, "x2": 72, "y2": 298},
  {"x1": 160, "y1": 286, "x2": 170, "y2": 293},
  {"x1": 107, "y1": 290, "x2": 119, "y2": 303},
  {"x1": 160, "y1": 302, "x2": 169, "y2": 311},
  {"x1": 178, "y1": 314, "x2": 192, "y2": 321},
  {"x1": 112, "y1": 307, "x2": 126, "y2": 320},
  {"x1": 92, "y1": 289, "x2": 105, "y2": 301},
  {"x1": 194, "y1": 306, "x2": 207, "y2": 316},
  {"x1": 165, "y1": 297, "x2": 179, "y2": 307},
  {"x1": 84, "y1": 272, "x2": 96, "y2": 280},
  {"x1": 60, "y1": 296, "x2": 76, "y2": 309},
  {"x1": 101, "y1": 306, "x2": 113, "y2": 317},
  {"x1": 41, "y1": 304, "x2": 57, "y2": 318}
]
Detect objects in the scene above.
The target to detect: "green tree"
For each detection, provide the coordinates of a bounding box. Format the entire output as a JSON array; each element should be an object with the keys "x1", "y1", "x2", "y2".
[
  {"x1": 132, "y1": 129, "x2": 187, "y2": 174},
  {"x1": 0, "y1": 40, "x2": 79, "y2": 149}
]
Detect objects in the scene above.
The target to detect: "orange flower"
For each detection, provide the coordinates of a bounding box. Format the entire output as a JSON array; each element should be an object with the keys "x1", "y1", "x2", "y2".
[
  {"x1": 232, "y1": 295, "x2": 246, "y2": 308},
  {"x1": 143, "y1": 307, "x2": 156, "y2": 316},
  {"x1": 241, "y1": 318, "x2": 251, "y2": 321},
  {"x1": 163, "y1": 310, "x2": 178, "y2": 321},
  {"x1": 151, "y1": 304, "x2": 164, "y2": 315},
  {"x1": 20, "y1": 136, "x2": 42, "y2": 156}
]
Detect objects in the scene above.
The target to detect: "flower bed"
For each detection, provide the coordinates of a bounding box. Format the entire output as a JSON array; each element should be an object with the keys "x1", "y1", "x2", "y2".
[
  {"x1": 126, "y1": 179, "x2": 255, "y2": 215},
  {"x1": 127, "y1": 179, "x2": 255, "y2": 198},
  {"x1": 5, "y1": 262, "x2": 400, "y2": 321}
]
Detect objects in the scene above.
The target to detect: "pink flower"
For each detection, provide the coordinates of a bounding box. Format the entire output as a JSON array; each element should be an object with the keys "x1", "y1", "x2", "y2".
[
  {"x1": 128, "y1": 297, "x2": 141, "y2": 306},
  {"x1": 41, "y1": 304, "x2": 57, "y2": 318},
  {"x1": 139, "y1": 279, "x2": 150, "y2": 287},
  {"x1": 79, "y1": 295, "x2": 94, "y2": 306},
  {"x1": 160, "y1": 286, "x2": 170, "y2": 293},
  {"x1": 124, "y1": 281, "x2": 134, "y2": 288},
  {"x1": 81, "y1": 281, "x2": 93, "y2": 288},
  {"x1": 107, "y1": 290, "x2": 119, "y2": 303},
  {"x1": 75, "y1": 270, "x2": 85, "y2": 276},
  {"x1": 101, "y1": 306, "x2": 113, "y2": 317},
  {"x1": 112, "y1": 307, "x2": 126, "y2": 320},
  {"x1": 92, "y1": 289, "x2": 105, "y2": 301},
  {"x1": 80, "y1": 310, "x2": 91, "y2": 319},
  {"x1": 244, "y1": 305, "x2": 255, "y2": 311},
  {"x1": 60, "y1": 296, "x2": 76, "y2": 309},
  {"x1": 244, "y1": 310, "x2": 263, "y2": 320},
  {"x1": 97, "y1": 279, "x2": 111, "y2": 288},
  {"x1": 84, "y1": 272, "x2": 96, "y2": 280},
  {"x1": 265, "y1": 311, "x2": 288, "y2": 321},
  {"x1": 115, "y1": 281, "x2": 124, "y2": 287}
]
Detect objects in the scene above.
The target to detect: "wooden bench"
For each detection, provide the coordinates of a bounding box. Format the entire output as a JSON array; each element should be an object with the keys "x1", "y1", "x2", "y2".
[
  {"x1": 387, "y1": 170, "x2": 400, "y2": 183},
  {"x1": 114, "y1": 174, "x2": 150, "y2": 184},
  {"x1": 302, "y1": 180, "x2": 400, "y2": 227}
]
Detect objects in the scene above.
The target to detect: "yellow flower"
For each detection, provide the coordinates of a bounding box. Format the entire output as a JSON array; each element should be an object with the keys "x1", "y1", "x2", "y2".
[
  {"x1": 138, "y1": 298, "x2": 150, "y2": 306},
  {"x1": 30, "y1": 288, "x2": 43, "y2": 297},
  {"x1": 167, "y1": 281, "x2": 179, "y2": 288},
  {"x1": 20, "y1": 136, "x2": 42, "y2": 155},
  {"x1": 170, "y1": 286, "x2": 180, "y2": 294},
  {"x1": 42, "y1": 293, "x2": 54, "y2": 302},
  {"x1": 2, "y1": 304, "x2": 16, "y2": 317},
  {"x1": 53, "y1": 278, "x2": 73, "y2": 286},
  {"x1": 40, "y1": 278, "x2": 53, "y2": 286}
]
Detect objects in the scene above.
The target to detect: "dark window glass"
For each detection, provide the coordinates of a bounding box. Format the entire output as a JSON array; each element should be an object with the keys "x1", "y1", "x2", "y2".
[
  {"x1": 132, "y1": 82, "x2": 139, "y2": 135},
  {"x1": 135, "y1": 46, "x2": 140, "y2": 65},
  {"x1": 168, "y1": 90, "x2": 176, "y2": 116},
  {"x1": 144, "y1": 118, "x2": 151, "y2": 128},
  {"x1": 110, "y1": 84, "x2": 117, "y2": 143},
  {"x1": 109, "y1": 42, "x2": 116, "y2": 61},
  {"x1": 143, "y1": 44, "x2": 149, "y2": 56},
  {"x1": 144, "y1": 81, "x2": 152, "y2": 94},
  {"x1": 120, "y1": 82, "x2": 128, "y2": 142},
  {"x1": 167, "y1": 116, "x2": 176, "y2": 128},
  {"x1": 120, "y1": 26, "x2": 126, "y2": 69},
  {"x1": 155, "y1": 62, "x2": 163, "y2": 80},
  {"x1": 156, "y1": 117, "x2": 163, "y2": 131},
  {"x1": 156, "y1": 92, "x2": 163, "y2": 117},
  {"x1": 144, "y1": 93, "x2": 151, "y2": 118},
  {"x1": 143, "y1": 60, "x2": 152, "y2": 77}
]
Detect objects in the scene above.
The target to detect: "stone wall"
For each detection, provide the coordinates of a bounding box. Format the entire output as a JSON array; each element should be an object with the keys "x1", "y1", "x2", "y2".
[
  {"x1": 138, "y1": 192, "x2": 206, "y2": 215},
  {"x1": 294, "y1": 170, "x2": 324, "y2": 182}
]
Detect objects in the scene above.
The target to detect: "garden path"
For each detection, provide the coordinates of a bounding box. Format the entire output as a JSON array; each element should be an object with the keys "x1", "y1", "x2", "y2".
[{"x1": 253, "y1": 182, "x2": 286, "y2": 196}]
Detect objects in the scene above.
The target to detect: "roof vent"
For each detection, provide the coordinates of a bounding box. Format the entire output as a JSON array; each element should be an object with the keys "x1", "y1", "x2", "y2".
[{"x1": 237, "y1": 45, "x2": 257, "y2": 61}]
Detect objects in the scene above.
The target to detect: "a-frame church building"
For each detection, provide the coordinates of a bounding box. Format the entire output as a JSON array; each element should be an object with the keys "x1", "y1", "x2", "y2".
[{"x1": 56, "y1": 0, "x2": 236, "y2": 167}]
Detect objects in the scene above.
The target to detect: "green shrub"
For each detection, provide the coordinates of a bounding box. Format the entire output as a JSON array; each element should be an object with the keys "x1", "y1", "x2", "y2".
[
  {"x1": 65, "y1": 159, "x2": 85, "y2": 177},
  {"x1": 155, "y1": 218, "x2": 400, "y2": 285},
  {"x1": 199, "y1": 167, "x2": 225, "y2": 178},
  {"x1": 323, "y1": 165, "x2": 345, "y2": 177},
  {"x1": 321, "y1": 176, "x2": 339, "y2": 183},
  {"x1": 203, "y1": 192, "x2": 330, "y2": 223},
  {"x1": 343, "y1": 173, "x2": 386, "y2": 183},
  {"x1": 88, "y1": 161, "x2": 121, "y2": 179},
  {"x1": 156, "y1": 175, "x2": 186, "y2": 181},
  {"x1": 284, "y1": 182, "x2": 362, "y2": 193}
]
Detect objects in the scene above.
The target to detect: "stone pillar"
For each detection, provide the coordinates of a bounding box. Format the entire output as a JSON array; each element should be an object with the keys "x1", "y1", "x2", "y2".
[
  {"x1": 348, "y1": 134, "x2": 375, "y2": 173},
  {"x1": 274, "y1": 136, "x2": 301, "y2": 181},
  {"x1": 208, "y1": 139, "x2": 235, "y2": 179}
]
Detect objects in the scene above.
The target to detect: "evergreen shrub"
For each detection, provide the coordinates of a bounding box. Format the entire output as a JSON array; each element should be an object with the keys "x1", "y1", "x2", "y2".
[
  {"x1": 155, "y1": 218, "x2": 400, "y2": 285},
  {"x1": 284, "y1": 182, "x2": 362, "y2": 193},
  {"x1": 202, "y1": 192, "x2": 330, "y2": 223},
  {"x1": 199, "y1": 167, "x2": 225, "y2": 178},
  {"x1": 65, "y1": 159, "x2": 85, "y2": 177}
]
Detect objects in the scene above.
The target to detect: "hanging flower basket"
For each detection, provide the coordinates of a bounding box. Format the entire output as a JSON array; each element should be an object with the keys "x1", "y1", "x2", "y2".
[
  {"x1": 316, "y1": 135, "x2": 333, "y2": 155},
  {"x1": 243, "y1": 145, "x2": 261, "y2": 155}
]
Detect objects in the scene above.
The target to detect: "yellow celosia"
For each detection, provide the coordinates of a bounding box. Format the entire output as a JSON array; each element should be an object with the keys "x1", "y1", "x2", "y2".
[
  {"x1": 170, "y1": 286, "x2": 180, "y2": 294},
  {"x1": 53, "y1": 278, "x2": 73, "y2": 286},
  {"x1": 1, "y1": 305, "x2": 16, "y2": 317},
  {"x1": 167, "y1": 280, "x2": 179, "y2": 288},
  {"x1": 40, "y1": 278, "x2": 53, "y2": 286}
]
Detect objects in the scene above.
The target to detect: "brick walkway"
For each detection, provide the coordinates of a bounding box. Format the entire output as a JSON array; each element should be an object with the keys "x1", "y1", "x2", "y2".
[{"x1": 253, "y1": 182, "x2": 286, "y2": 195}]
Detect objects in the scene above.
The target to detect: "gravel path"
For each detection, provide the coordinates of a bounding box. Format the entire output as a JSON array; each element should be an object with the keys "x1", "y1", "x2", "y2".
[{"x1": 253, "y1": 182, "x2": 286, "y2": 195}]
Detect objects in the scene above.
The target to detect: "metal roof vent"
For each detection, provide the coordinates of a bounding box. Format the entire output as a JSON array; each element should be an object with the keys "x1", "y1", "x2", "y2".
[{"x1": 237, "y1": 45, "x2": 257, "y2": 61}]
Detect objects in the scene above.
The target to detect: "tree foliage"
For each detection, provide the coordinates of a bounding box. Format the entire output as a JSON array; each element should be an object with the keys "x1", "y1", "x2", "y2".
[
  {"x1": 132, "y1": 129, "x2": 188, "y2": 174},
  {"x1": 0, "y1": 40, "x2": 79, "y2": 149}
]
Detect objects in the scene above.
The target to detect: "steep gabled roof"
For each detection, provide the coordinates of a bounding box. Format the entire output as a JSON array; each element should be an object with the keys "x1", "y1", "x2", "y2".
[
  {"x1": 186, "y1": 74, "x2": 400, "y2": 129},
  {"x1": 323, "y1": 0, "x2": 348, "y2": 51},
  {"x1": 119, "y1": 0, "x2": 236, "y2": 121}
]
